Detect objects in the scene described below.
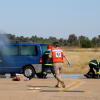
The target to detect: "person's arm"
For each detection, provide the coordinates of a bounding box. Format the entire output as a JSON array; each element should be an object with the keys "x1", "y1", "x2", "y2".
[
  {"x1": 47, "y1": 51, "x2": 52, "y2": 63},
  {"x1": 47, "y1": 57, "x2": 50, "y2": 62},
  {"x1": 63, "y1": 52, "x2": 70, "y2": 66},
  {"x1": 64, "y1": 55, "x2": 69, "y2": 62}
]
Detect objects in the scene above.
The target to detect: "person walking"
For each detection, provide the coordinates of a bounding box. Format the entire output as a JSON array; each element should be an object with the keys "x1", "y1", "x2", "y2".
[
  {"x1": 84, "y1": 59, "x2": 100, "y2": 78},
  {"x1": 47, "y1": 42, "x2": 70, "y2": 88},
  {"x1": 43, "y1": 45, "x2": 56, "y2": 78}
]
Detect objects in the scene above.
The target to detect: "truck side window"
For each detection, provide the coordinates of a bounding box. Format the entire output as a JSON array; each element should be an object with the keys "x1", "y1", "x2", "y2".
[
  {"x1": 1, "y1": 46, "x2": 18, "y2": 56},
  {"x1": 41, "y1": 45, "x2": 47, "y2": 54},
  {"x1": 21, "y1": 45, "x2": 38, "y2": 56}
]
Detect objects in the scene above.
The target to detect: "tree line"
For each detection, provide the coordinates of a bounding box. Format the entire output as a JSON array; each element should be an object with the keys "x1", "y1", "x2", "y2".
[{"x1": 0, "y1": 33, "x2": 100, "y2": 48}]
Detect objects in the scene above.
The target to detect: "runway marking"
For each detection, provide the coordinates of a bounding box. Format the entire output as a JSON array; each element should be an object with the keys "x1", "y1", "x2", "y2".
[
  {"x1": 39, "y1": 90, "x2": 85, "y2": 92},
  {"x1": 35, "y1": 79, "x2": 87, "y2": 92},
  {"x1": 36, "y1": 89, "x2": 42, "y2": 92},
  {"x1": 60, "y1": 80, "x2": 81, "y2": 92},
  {"x1": 84, "y1": 91, "x2": 88, "y2": 93}
]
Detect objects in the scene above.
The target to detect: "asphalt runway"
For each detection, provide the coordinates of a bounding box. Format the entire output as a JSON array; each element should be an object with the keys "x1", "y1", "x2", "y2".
[
  {"x1": 0, "y1": 74, "x2": 85, "y2": 78},
  {"x1": 0, "y1": 75, "x2": 100, "y2": 100}
]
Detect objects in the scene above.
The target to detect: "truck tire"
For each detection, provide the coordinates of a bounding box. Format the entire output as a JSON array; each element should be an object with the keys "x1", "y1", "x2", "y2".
[{"x1": 23, "y1": 66, "x2": 35, "y2": 78}]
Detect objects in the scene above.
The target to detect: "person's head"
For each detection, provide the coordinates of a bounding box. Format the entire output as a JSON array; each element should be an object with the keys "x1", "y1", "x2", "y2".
[
  {"x1": 54, "y1": 42, "x2": 59, "y2": 48},
  {"x1": 12, "y1": 76, "x2": 20, "y2": 81},
  {"x1": 47, "y1": 45, "x2": 52, "y2": 49}
]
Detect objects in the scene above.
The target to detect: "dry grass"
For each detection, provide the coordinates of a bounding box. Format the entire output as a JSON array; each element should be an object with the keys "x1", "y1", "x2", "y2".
[{"x1": 61, "y1": 47, "x2": 100, "y2": 74}]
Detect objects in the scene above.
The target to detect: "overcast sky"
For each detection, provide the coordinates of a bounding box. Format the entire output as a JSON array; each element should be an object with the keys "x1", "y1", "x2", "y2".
[{"x1": 0, "y1": 0, "x2": 100, "y2": 40}]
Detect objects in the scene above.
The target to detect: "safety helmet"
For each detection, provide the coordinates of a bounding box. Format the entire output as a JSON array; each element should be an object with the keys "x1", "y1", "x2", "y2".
[{"x1": 47, "y1": 45, "x2": 52, "y2": 49}]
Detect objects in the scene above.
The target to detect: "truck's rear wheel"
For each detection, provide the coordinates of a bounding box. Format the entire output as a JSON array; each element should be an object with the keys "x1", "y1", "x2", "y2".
[{"x1": 23, "y1": 66, "x2": 35, "y2": 78}]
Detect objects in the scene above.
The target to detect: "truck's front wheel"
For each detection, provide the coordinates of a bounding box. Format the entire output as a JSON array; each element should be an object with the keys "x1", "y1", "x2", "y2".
[{"x1": 23, "y1": 66, "x2": 35, "y2": 78}]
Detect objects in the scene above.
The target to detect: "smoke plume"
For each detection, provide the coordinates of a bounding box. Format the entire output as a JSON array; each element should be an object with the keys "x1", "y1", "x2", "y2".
[{"x1": 0, "y1": 30, "x2": 10, "y2": 45}]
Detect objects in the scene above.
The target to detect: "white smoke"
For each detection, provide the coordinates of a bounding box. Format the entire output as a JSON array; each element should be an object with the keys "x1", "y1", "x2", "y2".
[
  {"x1": 0, "y1": 30, "x2": 10, "y2": 45},
  {"x1": 0, "y1": 30, "x2": 6, "y2": 34}
]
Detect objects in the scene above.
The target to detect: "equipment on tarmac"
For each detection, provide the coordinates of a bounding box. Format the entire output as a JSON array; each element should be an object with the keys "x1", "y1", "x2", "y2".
[{"x1": 28, "y1": 87, "x2": 41, "y2": 90}]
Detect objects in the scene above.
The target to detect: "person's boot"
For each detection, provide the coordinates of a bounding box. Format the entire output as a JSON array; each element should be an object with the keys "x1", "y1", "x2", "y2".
[
  {"x1": 84, "y1": 74, "x2": 88, "y2": 77},
  {"x1": 55, "y1": 81, "x2": 60, "y2": 88},
  {"x1": 43, "y1": 74, "x2": 47, "y2": 79},
  {"x1": 61, "y1": 81, "x2": 65, "y2": 88},
  {"x1": 89, "y1": 74, "x2": 93, "y2": 78},
  {"x1": 96, "y1": 74, "x2": 99, "y2": 79},
  {"x1": 55, "y1": 83, "x2": 60, "y2": 88},
  {"x1": 84, "y1": 74, "x2": 90, "y2": 78}
]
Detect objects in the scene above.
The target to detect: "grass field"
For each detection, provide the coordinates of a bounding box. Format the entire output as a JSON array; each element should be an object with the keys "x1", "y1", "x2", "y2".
[{"x1": 60, "y1": 46, "x2": 100, "y2": 74}]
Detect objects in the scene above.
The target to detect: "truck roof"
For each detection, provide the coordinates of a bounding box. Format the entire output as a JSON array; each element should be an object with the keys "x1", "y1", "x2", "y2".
[{"x1": 1, "y1": 43, "x2": 49, "y2": 46}]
